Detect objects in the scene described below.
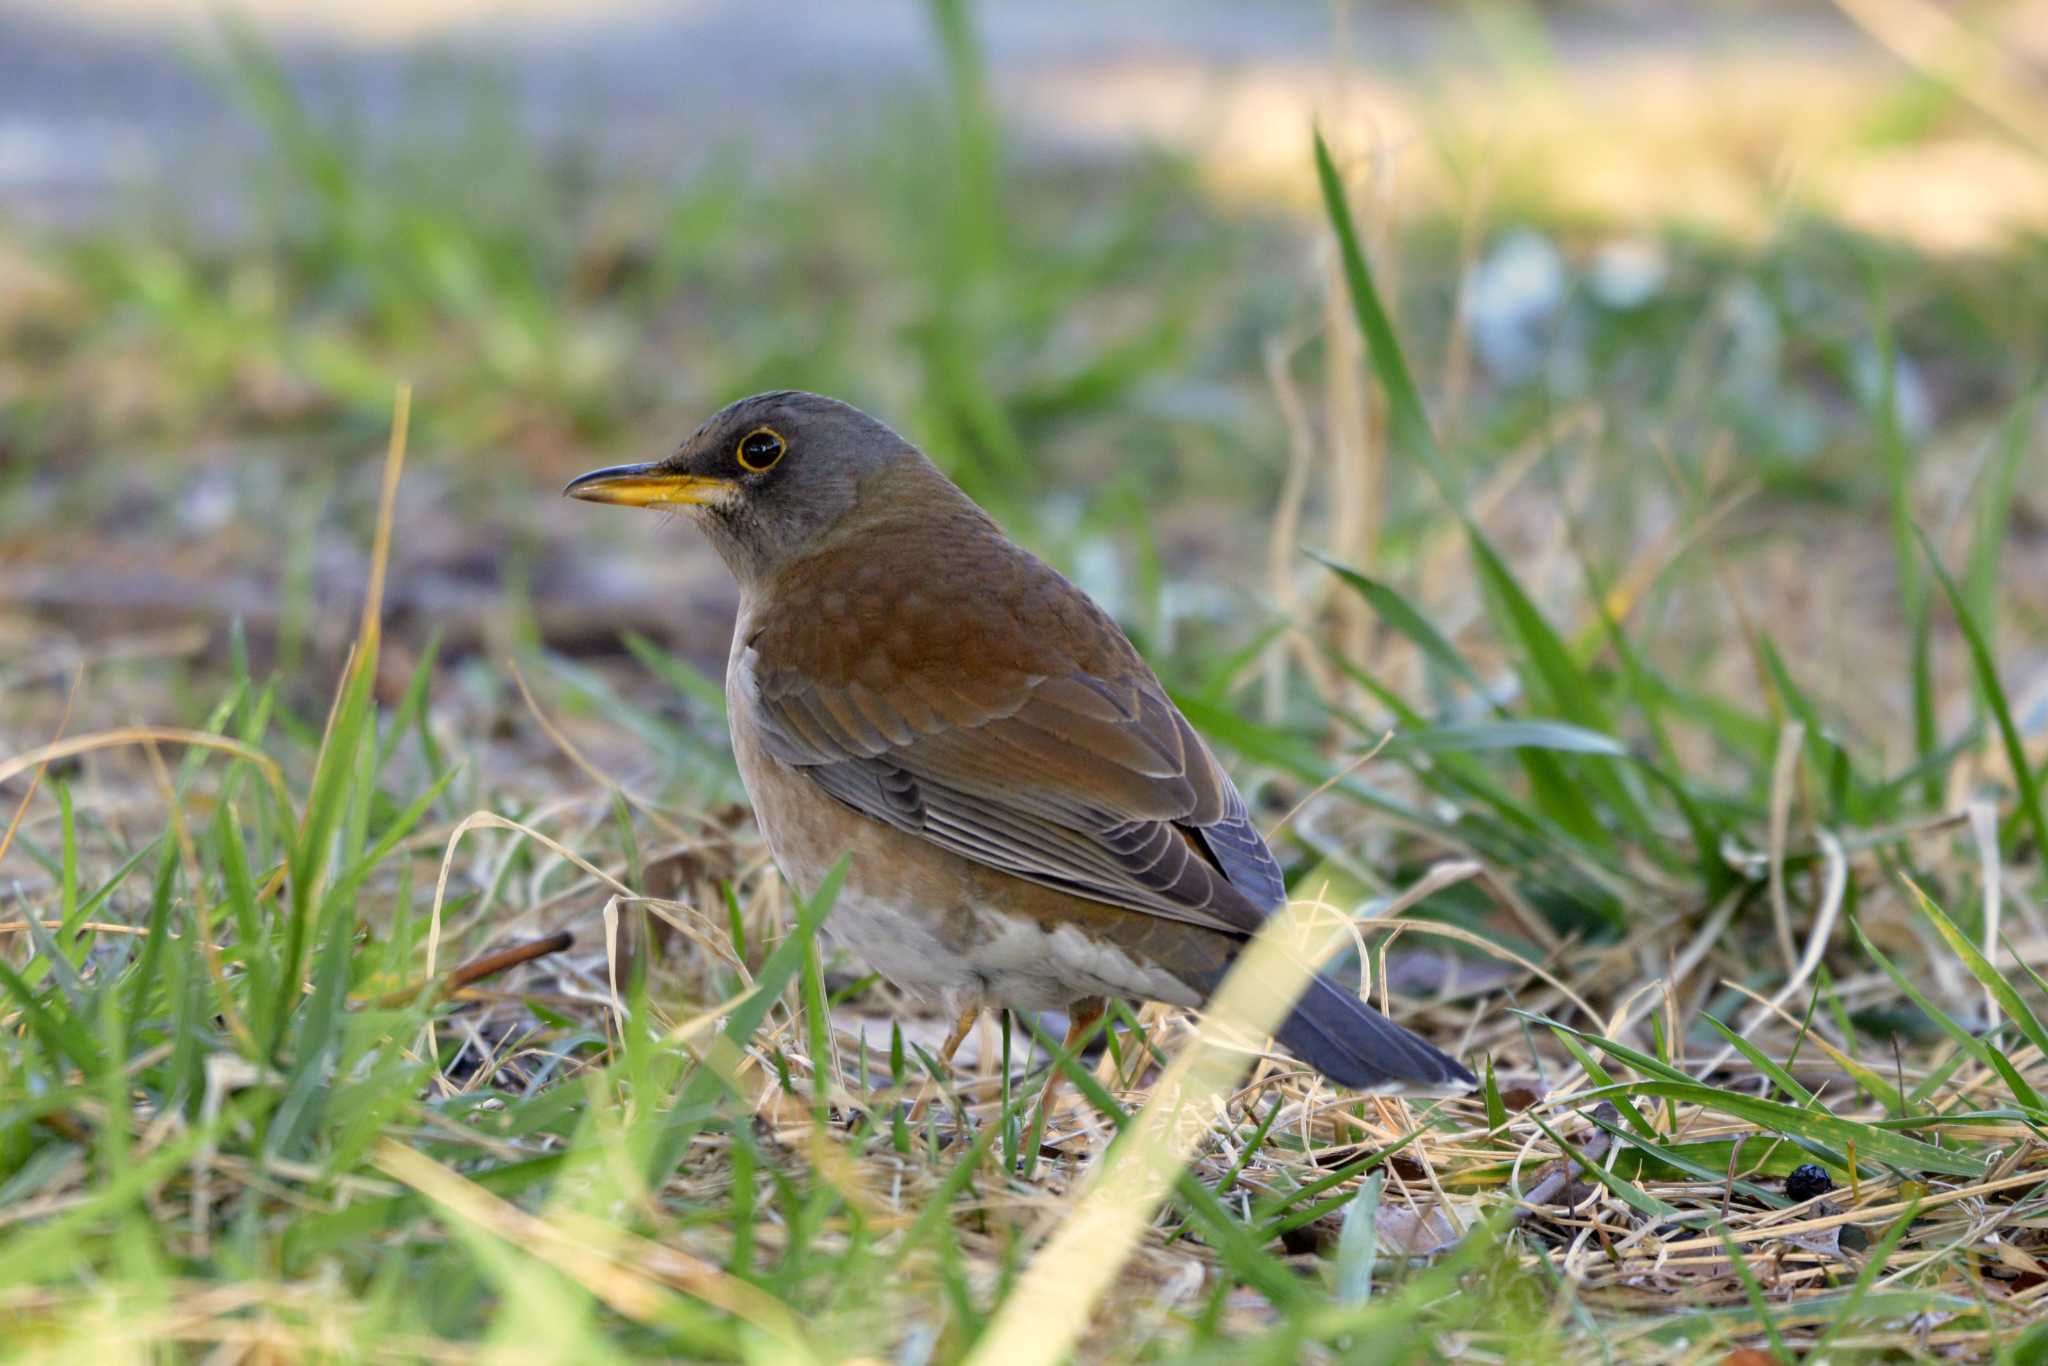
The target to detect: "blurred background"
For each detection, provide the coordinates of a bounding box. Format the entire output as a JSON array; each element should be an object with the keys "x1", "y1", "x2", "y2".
[{"x1": 5, "y1": 0, "x2": 2048, "y2": 889}]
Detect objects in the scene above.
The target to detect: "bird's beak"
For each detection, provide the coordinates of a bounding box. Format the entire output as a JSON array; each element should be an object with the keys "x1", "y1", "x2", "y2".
[{"x1": 563, "y1": 462, "x2": 737, "y2": 509}]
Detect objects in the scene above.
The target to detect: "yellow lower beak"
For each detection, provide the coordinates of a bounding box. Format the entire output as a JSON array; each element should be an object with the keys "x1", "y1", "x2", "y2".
[{"x1": 563, "y1": 463, "x2": 736, "y2": 509}]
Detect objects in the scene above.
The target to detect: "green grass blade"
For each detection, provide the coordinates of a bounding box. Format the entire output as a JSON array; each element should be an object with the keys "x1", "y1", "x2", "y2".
[
  {"x1": 1331, "y1": 1171, "x2": 1383, "y2": 1304},
  {"x1": 374, "y1": 627, "x2": 443, "y2": 774},
  {"x1": 1582, "y1": 1080, "x2": 1983, "y2": 1177},
  {"x1": 1700, "y1": 1015, "x2": 1818, "y2": 1108},
  {"x1": 1850, "y1": 916, "x2": 2042, "y2": 1114},
  {"x1": 1757, "y1": 635, "x2": 1864, "y2": 820},
  {"x1": 1313, "y1": 128, "x2": 1661, "y2": 856},
  {"x1": 1312, "y1": 127, "x2": 1454, "y2": 500},
  {"x1": 1901, "y1": 878, "x2": 2048, "y2": 1063},
  {"x1": 1013, "y1": 1011, "x2": 1309, "y2": 1304},
  {"x1": 624, "y1": 631, "x2": 728, "y2": 717},
  {"x1": 278, "y1": 653, "x2": 380, "y2": 1056},
  {"x1": 1585, "y1": 1111, "x2": 1788, "y2": 1208},
  {"x1": 0, "y1": 957, "x2": 103, "y2": 1079},
  {"x1": 1527, "y1": 1110, "x2": 1680, "y2": 1220},
  {"x1": 1384, "y1": 720, "x2": 1630, "y2": 759},
  {"x1": 646, "y1": 855, "x2": 848, "y2": 1185},
  {"x1": 121, "y1": 848, "x2": 181, "y2": 1061},
  {"x1": 1312, "y1": 552, "x2": 1484, "y2": 695},
  {"x1": 1916, "y1": 524, "x2": 2048, "y2": 857}
]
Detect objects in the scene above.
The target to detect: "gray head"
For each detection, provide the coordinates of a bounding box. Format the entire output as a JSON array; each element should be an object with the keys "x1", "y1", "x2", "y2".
[{"x1": 565, "y1": 391, "x2": 932, "y2": 588}]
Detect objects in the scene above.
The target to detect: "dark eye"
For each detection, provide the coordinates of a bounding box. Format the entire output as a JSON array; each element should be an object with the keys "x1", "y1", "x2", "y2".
[{"x1": 737, "y1": 427, "x2": 786, "y2": 472}]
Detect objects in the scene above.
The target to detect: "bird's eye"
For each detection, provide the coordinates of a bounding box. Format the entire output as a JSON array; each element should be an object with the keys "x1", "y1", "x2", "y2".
[{"x1": 736, "y1": 427, "x2": 786, "y2": 472}]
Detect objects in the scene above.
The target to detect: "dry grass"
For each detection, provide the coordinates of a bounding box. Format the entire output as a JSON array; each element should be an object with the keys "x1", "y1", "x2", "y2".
[{"x1": 7, "y1": 340, "x2": 2048, "y2": 1357}]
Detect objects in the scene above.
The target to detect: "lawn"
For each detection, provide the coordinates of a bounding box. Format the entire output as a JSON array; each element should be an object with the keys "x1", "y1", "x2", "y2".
[{"x1": 4, "y1": 3, "x2": 2048, "y2": 1360}]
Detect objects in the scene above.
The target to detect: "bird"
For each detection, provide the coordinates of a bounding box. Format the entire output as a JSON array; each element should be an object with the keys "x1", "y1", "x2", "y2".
[{"x1": 566, "y1": 390, "x2": 1475, "y2": 1107}]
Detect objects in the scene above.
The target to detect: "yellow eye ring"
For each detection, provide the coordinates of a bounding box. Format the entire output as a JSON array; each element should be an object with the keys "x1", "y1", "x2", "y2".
[{"x1": 736, "y1": 426, "x2": 786, "y2": 472}]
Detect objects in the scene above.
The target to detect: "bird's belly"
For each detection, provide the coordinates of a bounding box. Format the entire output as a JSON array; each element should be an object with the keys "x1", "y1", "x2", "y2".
[
  {"x1": 725, "y1": 651, "x2": 1211, "y2": 1014},
  {"x1": 815, "y1": 884, "x2": 1204, "y2": 1013}
]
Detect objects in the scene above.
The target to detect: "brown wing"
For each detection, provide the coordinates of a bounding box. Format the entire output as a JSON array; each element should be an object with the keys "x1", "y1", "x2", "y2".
[{"x1": 742, "y1": 514, "x2": 1286, "y2": 934}]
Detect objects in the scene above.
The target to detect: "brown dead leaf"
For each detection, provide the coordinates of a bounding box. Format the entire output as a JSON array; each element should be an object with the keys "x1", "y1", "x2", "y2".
[{"x1": 1376, "y1": 1204, "x2": 1462, "y2": 1258}]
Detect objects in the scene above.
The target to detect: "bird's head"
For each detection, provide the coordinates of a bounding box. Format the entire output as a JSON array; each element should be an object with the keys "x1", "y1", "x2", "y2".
[{"x1": 565, "y1": 390, "x2": 926, "y2": 588}]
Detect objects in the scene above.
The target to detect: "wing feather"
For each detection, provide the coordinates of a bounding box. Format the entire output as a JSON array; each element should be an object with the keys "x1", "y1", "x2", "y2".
[{"x1": 745, "y1": 530, "x2": 1286, "y2": 935}]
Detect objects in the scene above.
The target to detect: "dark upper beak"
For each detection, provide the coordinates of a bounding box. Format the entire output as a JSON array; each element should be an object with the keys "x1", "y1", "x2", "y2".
[{"x1": 563, "y1": 462, "x2": 738, "y2": 509}]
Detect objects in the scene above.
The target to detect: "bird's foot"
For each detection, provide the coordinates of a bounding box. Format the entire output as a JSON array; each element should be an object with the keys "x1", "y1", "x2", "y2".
[{"x1": 904, "y1": 1005, "x2": 980, "y2": 1123}]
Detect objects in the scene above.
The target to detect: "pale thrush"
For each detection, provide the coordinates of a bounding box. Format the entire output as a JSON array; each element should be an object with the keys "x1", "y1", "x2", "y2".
[{"x1": 568, "y1": 391, "x2": 1474, "y2": 1094}]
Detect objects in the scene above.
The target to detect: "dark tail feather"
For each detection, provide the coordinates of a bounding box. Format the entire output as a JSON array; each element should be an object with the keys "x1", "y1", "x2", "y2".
[{"x1": 1272, "y1": 972, "x2": 1475, "y2": 1091}]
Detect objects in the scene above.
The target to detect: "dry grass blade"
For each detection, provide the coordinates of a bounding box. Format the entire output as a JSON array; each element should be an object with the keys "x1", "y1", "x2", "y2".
[
  {"x1": 364, "y1": 930, "x2": 575, "y2": 1008},
  {"x1": 969, "y1": 888, "x2": 1455, "y2": 1365},
  {"x1": 423, "y1": 810, "x2": 637, "y2": 978},
  {"x1": 0, "y1": 728, "x2": 294, "y2": 824},
  {"x1": 372, "y1": 1140, "x2": 812, "y2": 1352},
  {"x1": 0, "y1": 920, "x2": 183, "y2": 939},
  {"x1": 1700, "y1": 829, "x2": 1848, "y2": 1077},
  {"x1": 507, "y1": 657, "x2": 697, "y2": 845},
  {"x1": 1828, "y1": 0, "x2": 2048, "y2": 151},
  {"x1": 1654, "y1": 1168, "x2": 2048, "y2": 1256},
  {"x1": 1767, "y1": 720, "x2": 1805, "y2": 974},
  {"x1": 360, "y1": 384, "x2": 411, "y2": 654},
  {"x1": 0, "y1": 668, "x2": 78, "y2": 871}
]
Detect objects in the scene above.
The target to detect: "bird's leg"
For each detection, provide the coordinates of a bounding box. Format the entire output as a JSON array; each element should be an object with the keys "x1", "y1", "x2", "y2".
[
  {"x1": 906, "y1": 1005, "x2": 980, "y2": 1122},
  {"x1": 936, "y1": 1005, "x2": 979, "y2": 1068},
  {"x1": 1035, "y1": 996, "x2": 1106, "y2": 1129}
]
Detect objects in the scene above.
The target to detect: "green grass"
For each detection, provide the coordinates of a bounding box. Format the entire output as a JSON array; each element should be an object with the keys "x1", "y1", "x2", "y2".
[{"x1": 7, "y1": 2, "x2": 2048, "y2": 1360}]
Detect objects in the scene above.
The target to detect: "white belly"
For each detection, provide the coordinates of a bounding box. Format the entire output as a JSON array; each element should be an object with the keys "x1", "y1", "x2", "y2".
[{"x1": 816, "y1": 888, "x2": 1200, "y2": 1013}]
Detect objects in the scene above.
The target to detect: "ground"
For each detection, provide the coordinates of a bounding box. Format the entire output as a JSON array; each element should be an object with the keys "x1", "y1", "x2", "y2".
[{"x1": 4, "y1": 1, "x2": 2048, "y2": 1360}]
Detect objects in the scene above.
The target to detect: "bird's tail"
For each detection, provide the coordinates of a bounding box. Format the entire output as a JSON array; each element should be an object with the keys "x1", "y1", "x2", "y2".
[{"x1": 1270, "y1": 971, "x2": 1475, "y2": 1091}]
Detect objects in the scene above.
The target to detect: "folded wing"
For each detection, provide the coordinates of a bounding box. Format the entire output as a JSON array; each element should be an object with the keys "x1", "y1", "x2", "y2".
[{"x1": 744, "y1": 530, "x2": 1287, "y2": 935}]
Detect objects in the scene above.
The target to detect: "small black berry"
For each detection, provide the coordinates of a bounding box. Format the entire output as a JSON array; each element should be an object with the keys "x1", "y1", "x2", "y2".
[{"x1": 1786, "y1": 1163, "x2": 1833, "y2": 1202}]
